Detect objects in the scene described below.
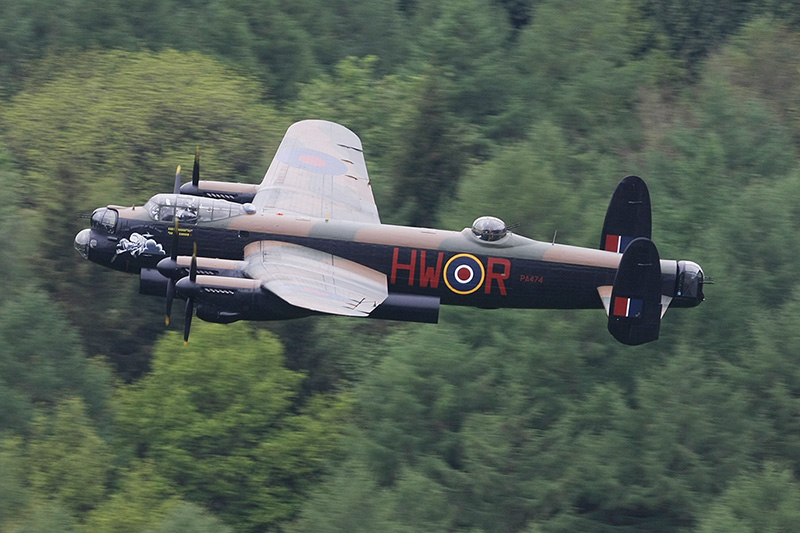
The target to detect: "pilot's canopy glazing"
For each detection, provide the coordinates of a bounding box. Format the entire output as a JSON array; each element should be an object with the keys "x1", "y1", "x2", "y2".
[
  {"x1": 145, "y1": 194, "x2": 245, "y2": 224},
  {"x1": 471, "y1": 216, "x2": 508, "y2": 241}
]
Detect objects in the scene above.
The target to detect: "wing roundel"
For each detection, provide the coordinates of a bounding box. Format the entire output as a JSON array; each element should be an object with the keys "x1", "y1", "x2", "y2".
[{"x1": 252, "y1": 120, "x2": 380, "y2": 223}]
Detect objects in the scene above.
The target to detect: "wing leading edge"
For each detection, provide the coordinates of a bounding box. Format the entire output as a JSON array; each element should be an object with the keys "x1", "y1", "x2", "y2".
[
  {"x1": 252, "y1": 120, "x2": 380, "y2": 223},
  {"x1": 243, "y1": 240, "x2": 388, "y2": 317}
]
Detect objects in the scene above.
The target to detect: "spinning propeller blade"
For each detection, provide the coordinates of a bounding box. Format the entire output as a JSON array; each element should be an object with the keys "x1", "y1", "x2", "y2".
[
  {"x1": 164, "y1": 217, "x2": 180, "y2": 325},
  {"x1": 192, "y1": 146, "x2": 200, "y2": 187},
  {"x1": 183, "y1": 242, "x2": 198, "y2": 345},
  {"x1": 173, "y1": 165, "x2": 182, "y2": 195}
]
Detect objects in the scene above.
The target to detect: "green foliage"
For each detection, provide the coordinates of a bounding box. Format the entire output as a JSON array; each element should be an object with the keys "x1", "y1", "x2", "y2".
[
  {"x1": 637, "y1": 0, "x2": 760, "y2": 72},
  {"x1": 0, "y1": 0, "x2": 134, "y2": 95},
  {"x1": 706, "y1": 16, "x2": 800, "y2": 146},
  {"x1": 387, "y1": 70, "x2": 479, "y2": 226},
  {"x1": 2, "y1": 49, "x2": 286, "y2": 377},
  {"x1": 293, "y1": 55, "x2": 482, "y2": 227},
  {"x1": 0, "y1": 149, "x2": 37, "y2": 297},
  {"x1": 152, "y1": 502, "x2": 233, "y2": 533},
  {"x1": 516, "y1": 0, "x2": 654, "y2": 149},
  {"x1": 270, "y1": 316, "x2": 405, "y2": 393},
  {"x1": 296, "y1": 314, "x2": 765, "y2": 531},
  {"x1": 2, "y1": 4, "x2": 800, "y2": 533},
  {"x1": 443, "y1": 120, "x2": 595, "y2": 243},
  {"x1": 734, "y1": 288, "x2": 800, "y2": 464},
  {"x1": 5, "y1": 501, "x2": 79, "y2": 533},
  {"x1": 85, "y1": 475, "x2": 232, "y2": 533},
  {"x1": 289, "y1": 461, "x2": 408, "y2": 533},
  {"x1": 696, "y1": 465, "x2": 800, "y2": 532},
  {"x1": 0, "y1": 437, "x2": 30, "y2": 525},
  {"x1": 0, "y1": 0, "x2": 321, "y2": 99},
  {"x1": 290, "y1": 56, "x2": 418, "y2": 216},
  {"x1": 0, "y1": 284, "x2": 112, "y2": 434},
  {"x1": 4, "y1": 49, "x2": 282, "y2": 211},
  {"x1": 493, "y1": 0, "x2": 537, "y2": 28},
  {"x1": 412, "y1": 0, "x2": 517, "y2": 128},
  {"x1": 26, "y1": 397, "x2": 113, "y2": 514},
  {"x1": 115, "y1": 323, "x2": 350, "y2": 530},
  {"x1": 83, "y1": 460, "x2": 181, "y2": 532}
]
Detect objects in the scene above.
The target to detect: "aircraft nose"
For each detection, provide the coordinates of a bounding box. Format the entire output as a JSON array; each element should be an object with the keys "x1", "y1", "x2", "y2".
[{"x1": 74, "y1": 229, "x2": 92, "y2": 259}]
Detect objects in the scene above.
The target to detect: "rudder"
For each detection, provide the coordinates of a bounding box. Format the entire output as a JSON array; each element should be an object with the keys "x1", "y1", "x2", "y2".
[
  {"x1": 607, "y1": 237, "x2": 662, "y2": 345},
  {"x1": 601, "y1": 175, "x2": 651, "y2": 253}
]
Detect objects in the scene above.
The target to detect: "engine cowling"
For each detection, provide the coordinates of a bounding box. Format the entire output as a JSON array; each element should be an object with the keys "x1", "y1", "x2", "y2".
[
  {"x1": 176, "y1": 275, "x2": 315, "y2": 322},
  {"x1": 148, "y1": 266, "x2": 442, "y2": 325},
  {"x1": 180, "y1": 180, "x2": 257, "y2": 204},
  {"x1": 139, "y1": 268, "x2": 169, "y2": 296},
  {"x1": 368, "y1": 294, "x2": 440, "y2": 323}
]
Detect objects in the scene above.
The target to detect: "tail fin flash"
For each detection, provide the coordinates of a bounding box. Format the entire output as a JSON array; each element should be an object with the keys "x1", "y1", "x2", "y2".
[
  {"x1": 601, "y1": 175, "x2": 651, "y2": 253},
  {"x1": 606, "y1": 238, "x2": 662, "y2": 345}
]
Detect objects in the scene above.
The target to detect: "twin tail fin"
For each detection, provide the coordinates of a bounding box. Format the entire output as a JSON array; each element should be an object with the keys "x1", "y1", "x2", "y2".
[{"x1": 599, "y1": 176, "x2": 661, "y2": 345}]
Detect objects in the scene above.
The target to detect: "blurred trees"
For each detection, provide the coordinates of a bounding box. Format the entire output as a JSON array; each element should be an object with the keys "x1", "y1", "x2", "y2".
[
  {"x1": 1, "y1": 1, "x2": 800, "y2": 531},
  {"x1": 114, "y1": 323, "x2": 350, "y2": 530},
  {"x1": 2, "y1": 49, "x2": 286, "y2": 377}
]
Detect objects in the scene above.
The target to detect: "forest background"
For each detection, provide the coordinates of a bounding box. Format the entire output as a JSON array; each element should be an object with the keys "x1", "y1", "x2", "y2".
[{"x1": 1, "y1": 0, "x2": 800, "y2": 531}]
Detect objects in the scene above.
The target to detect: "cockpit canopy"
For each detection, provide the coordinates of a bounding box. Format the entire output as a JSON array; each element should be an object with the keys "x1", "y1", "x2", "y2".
[
  {"x1": 471, "y1": 216, "x2": 508, "y2": 241},
  {"x1": 91, "y1": 207, "x2": 118, "y2": 234},
  {"x1": 144, "y1": 194, "x2": 250, "y2": 224}
]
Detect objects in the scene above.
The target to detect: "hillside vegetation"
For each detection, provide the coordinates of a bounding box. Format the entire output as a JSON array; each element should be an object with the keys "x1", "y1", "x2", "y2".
[{"x1": 2, "y1": 1, "x2": 800, "y2": 530}]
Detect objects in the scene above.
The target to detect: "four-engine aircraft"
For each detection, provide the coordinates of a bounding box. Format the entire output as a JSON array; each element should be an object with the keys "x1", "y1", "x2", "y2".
[{"x1": 75, "y1": 120, "x2": 706, "y2": 345}]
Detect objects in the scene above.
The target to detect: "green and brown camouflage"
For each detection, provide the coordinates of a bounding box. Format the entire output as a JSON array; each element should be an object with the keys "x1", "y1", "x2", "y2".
[{"x1": 74, "y1": 120, "x2": 705, "y2": 344}]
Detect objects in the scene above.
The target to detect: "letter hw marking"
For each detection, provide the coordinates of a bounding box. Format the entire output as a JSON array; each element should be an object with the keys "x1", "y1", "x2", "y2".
[{"x1": 392, "y1": 248, "x2": 509, "y2": 296}]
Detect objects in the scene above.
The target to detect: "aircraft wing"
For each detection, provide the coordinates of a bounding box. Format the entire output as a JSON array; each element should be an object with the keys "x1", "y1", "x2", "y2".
[
  {"x1": 252, "y1": 120, "x2": 380, "y2": 223},
  {"x1": 243, "y1": 240, "x2": 388, "y2": 316}
]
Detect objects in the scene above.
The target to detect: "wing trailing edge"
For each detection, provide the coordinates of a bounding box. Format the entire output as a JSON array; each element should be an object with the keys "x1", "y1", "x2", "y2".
[{"x1": 243, "y1": 240, "x2": 388, "y2": 317}]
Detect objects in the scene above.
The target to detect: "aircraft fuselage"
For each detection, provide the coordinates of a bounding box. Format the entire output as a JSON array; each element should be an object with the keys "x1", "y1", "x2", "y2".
[{"x1": 75, "y1": 197, "x2": 702, "y2": 314}]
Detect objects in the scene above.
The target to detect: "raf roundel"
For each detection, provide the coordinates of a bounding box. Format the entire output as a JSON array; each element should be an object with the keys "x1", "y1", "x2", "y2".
[
  {"x1": 277, "y1": 147, "x2": 348, "y2": 175},
  {"x1": 444, "y1": 253, "x2": 486, "y2": 295}
]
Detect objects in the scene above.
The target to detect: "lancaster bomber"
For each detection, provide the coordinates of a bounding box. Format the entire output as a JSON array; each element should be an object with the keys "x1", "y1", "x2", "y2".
[{"x1": 75, "y1": 120, "x2": 706, "y2": 345}]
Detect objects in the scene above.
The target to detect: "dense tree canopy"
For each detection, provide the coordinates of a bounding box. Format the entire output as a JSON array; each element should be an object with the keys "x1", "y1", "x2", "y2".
[
  {"x1": 2, "y1": 49, "x2": 286, "y2": 377},
  {"x1": 1, "y1": 1, "x2": 800, "y2": 531},
  {"x1": 114, "y1": 323, "x2": 350, "y2": 530}
]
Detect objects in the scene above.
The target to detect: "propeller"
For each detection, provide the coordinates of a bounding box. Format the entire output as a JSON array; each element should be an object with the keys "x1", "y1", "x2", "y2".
[
  {"x1": 192, "y1": 146, "x2": 200, "y2": 188},
  {"x1": 182, "y1": 242, "x2": 199, "y2": 345},
  {"x1": 157, "y1": 222, "x2": 199, "y2": 343},
  {"x1": 173, "y1": 165, "x2": 182, "y2": 195},
  {"x1": 160, "y1": 217, "x2": 181, "y2": 325},
  {"x1": 163, "y1": 152, "x2": 200, "y2": 339}
]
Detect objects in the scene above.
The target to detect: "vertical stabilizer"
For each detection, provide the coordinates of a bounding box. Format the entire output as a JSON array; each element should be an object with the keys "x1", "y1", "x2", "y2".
[
  {"x1": 600, "y1": 175, "x2": 651, "y2": 253},
  {"x1": 607, "y1": 238, "x2": 662, "y2": 345}
]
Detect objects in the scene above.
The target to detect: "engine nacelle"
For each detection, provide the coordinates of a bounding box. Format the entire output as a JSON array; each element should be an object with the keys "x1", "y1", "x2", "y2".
[
  {"x1": 180, "y1": 180, "x2": 257, "y2": 204},
  {"x1": 176, "y1": 275, "x2": 316, "y2": 322},
  {"x1": 139, "y1": 268, "x2": 169, "y2": 296},
  {"x1": 195, "y1": 305, "x2": 243, "y2": 324},
  {"x1": 156, "y1": 261, "x2": 442, "y2": 325},
  {"x1": 368, "y1": 293, "x2": 440, "y2": 323}
]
